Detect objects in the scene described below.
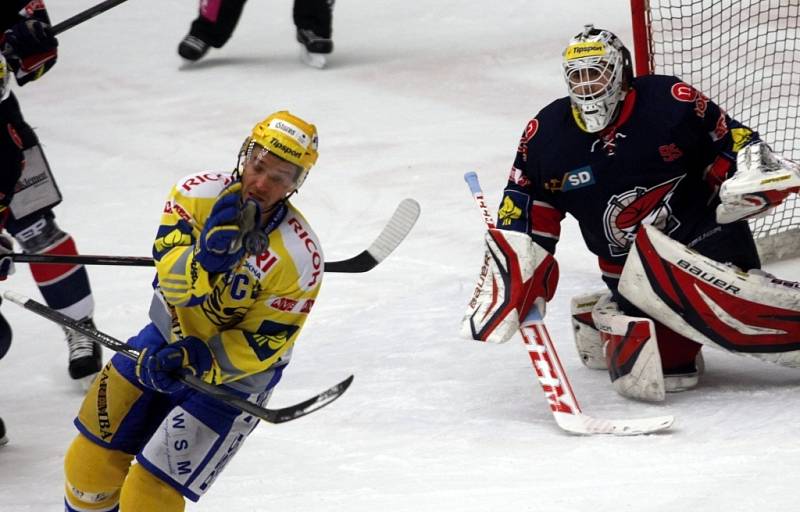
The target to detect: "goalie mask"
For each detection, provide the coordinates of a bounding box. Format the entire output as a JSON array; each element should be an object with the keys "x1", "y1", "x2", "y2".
[
  {"x1": 235, "y1": 110, "x2": 319, "y2": 191},
  {"x1": 562, "y1": 24, "x2": 632, "y2": 133}
]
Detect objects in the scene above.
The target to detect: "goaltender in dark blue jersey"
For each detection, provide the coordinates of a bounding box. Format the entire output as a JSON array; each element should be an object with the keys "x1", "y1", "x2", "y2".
[{"x1": 501, "y1": 73, "x2": 761, "y2": 288}]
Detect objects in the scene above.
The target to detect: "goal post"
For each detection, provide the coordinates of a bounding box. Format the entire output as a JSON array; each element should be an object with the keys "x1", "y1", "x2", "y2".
[{"x1": 629, "y1": 0, "x2": 800, "y2": 262}]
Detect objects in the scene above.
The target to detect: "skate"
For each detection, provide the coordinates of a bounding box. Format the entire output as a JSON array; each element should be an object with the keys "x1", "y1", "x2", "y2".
[
  {"x1": 0, "y1": 417, "x2": 7, "y2": 447},
  {"x1": 178, "y1": 34, "x2": 210, "y2": 62},
  {"x1": 296, "y1": 28, "x2": 332, "y2": 69},
  {"x1": 64, "y1": 318, "x2": 103, "y2": 390}
]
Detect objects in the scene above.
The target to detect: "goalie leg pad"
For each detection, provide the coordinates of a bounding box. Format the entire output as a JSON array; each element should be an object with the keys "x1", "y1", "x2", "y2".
[
  {"x1": 462, "y1": 229, "x2": 558, "y2": 344},
  {"x1": 570, "y1": 290, "x2": 608, "y2": 370},
  {"x1": 620, "y1": 224, "x2": 800, "y2": 367},
  {"x1": 592, "y1": 294, "x2": 665, "y2": 402}
]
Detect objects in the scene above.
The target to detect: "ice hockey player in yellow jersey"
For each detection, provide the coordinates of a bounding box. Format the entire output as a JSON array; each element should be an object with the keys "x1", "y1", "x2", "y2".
[{"x1": 64, "y1": 111, "x2": 323, "y2": 511}]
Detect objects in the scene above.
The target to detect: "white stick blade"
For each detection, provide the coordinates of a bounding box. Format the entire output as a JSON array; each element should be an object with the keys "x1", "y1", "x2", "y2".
[
  {"x1": 555, "y1": 412, "x2": 674, "y2": 436},
  {"x1": 366, "y1": 198, "x2": 421, "y2": 262}
]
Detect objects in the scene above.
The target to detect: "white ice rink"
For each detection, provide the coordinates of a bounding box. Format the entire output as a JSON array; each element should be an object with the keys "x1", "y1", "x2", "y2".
[{"x1": 0, "y1": 1, "x2": 798, "y2": 510}]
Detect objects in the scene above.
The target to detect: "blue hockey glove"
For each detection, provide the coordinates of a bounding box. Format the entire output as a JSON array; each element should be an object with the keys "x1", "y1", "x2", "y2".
[
  {"x1": 136, "y1": 336, "x2": 213, "y2": 394},
  {"x1": 195, "y1": 182, "x2": 248, "y2": 273},
  {"x1": 0, "y1": 233, "x2": 15, "y2": 281}
]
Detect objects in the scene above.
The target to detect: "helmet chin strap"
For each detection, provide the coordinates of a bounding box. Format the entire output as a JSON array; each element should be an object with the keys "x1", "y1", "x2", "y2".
[{"x1": 258, "y1": 189, "x2": 298, "y2": 224}]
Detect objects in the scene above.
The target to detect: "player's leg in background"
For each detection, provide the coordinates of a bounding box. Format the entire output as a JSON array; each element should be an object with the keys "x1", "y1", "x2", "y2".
[
  {"x1": 294, "y1": 0, "x2": 335, "y2": 53},
  {"x1": 6, "y1": 210, "x2": 101, "y2": 387},
  {"x1": 1, "y1": 96, "x2": 102, "y2": 389},
  {"x1": 178, "y1": 0, "x2": 248, "y2": 61},
  {"x1": 0, "y1": 94, "x2": 24, "y2": 368}
]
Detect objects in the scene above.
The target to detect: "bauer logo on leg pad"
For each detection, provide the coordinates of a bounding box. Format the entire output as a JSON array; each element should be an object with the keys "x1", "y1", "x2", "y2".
[
  {"x1": 462, "y1": 229, "x2": 558, "y2": 344},
  {"x1": 620, "y1": 225, "x2": 800, "y2": 365}
]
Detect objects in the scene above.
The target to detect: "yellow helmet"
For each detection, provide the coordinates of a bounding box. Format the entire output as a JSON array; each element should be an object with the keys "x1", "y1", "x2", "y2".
[{"x1": 252, "y1": 110, "x2": 318, "y2": 172}]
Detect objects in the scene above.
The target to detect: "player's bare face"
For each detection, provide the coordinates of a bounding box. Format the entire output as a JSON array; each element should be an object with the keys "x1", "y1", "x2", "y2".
[{"x1": 242, "y1": 148, "x2": 301, "y2": 221}]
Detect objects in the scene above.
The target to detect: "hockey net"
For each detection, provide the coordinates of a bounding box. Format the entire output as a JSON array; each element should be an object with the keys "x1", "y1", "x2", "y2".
[{"x1": 630, "y1": 0, "x2": 800, "y2": 262}]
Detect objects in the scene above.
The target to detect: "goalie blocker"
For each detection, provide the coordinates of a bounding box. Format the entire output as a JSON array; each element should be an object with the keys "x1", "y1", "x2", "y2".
[
  {"x1": 619, "y1": 224, "x2": 800, "y2": 367},
  {"x1": 462, "y1": 228, "x2": 558, "y2": 344}
]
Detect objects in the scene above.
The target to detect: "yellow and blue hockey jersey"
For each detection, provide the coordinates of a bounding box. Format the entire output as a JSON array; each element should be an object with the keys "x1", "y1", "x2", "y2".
[{"x1": 148, "y1": 171, "x2": 323, "y2": 394}]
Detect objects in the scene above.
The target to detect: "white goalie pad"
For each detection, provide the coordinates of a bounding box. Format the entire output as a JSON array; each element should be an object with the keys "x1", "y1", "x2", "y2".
[
  {"x1": 717, "y1": 141, "x2": 800, "y2": 224},
  {"x1": 462, "y1": 229, "x2": 557, "y2": 344},
  {"x1": 570, "y1": 290, "x2": 607, "y2": 370},
  {"x1": 591, "y1": 293, "x2": 665, "y2": 402},
  {"x1": 619, "y1": 224, "x2": 800, "y2": 367}
]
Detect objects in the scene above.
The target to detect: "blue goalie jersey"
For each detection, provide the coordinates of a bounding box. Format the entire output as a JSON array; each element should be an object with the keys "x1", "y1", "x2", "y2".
[{"x1": 501, "y1": 74, "x2": 761, "y2": 284}]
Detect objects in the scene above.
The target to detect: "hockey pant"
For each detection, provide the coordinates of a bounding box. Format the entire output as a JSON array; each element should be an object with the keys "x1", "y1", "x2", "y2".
[
  {"x1": 68, "y1": 323, "x2": 283, "y2": 503},
  {"x1": 189, "y1": 0, "x2": 333, "y2": 47}
]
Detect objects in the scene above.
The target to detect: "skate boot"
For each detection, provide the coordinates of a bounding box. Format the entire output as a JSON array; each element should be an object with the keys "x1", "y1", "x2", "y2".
[
  {"x1": 0, "y1": 417, "x2": 7, "y2": 447},
  {"x1": 296, "y1": 28, "x2": 333, "y2": 54},
  {"x1": 664, "y1": 352, "x2": 705, "y2": 392},
  {"x1": 296, "y1": 28, "x2": 332, "y2": 69},
  {"x1": 64, "y1": 318, "x2": 103, "y2": 390},
  {"x1": 178, "y1": 34, "x2": 210, "y2": 61}
]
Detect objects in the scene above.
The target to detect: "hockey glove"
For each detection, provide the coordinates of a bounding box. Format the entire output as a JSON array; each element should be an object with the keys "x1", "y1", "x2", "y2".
[
  {"x1": 1, "y1": 19, "x2": 58, "y2": 85},
  {"x1": 716, "y1": 141, "x2": 800, "y2": 224},
  {"x1": 136, "y1": 336, "x2": 213, "y2": 394},
  {"x1": 195, "y1": 182, "x2": 259, "y2": 273},
  {"x1": 461, "y1": 228, "x2": 559, "y2": 344},
  {"x1": 0, "y1": 233, "x2": 15, "y2": 281}
]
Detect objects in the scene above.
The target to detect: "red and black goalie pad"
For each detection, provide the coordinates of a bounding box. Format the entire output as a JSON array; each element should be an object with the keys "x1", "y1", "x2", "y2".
[
  {"x1": 628, "y1": 226, "x2": 800, "y2": 354},
  {"x1": 604, "y1": 319, "x2": 655, "y2": 383}
]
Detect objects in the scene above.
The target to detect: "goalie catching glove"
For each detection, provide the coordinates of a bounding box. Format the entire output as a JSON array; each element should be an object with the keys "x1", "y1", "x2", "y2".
[
  {"x1": 462, "y1": 228, "x2": 559, "y2": 343},
  {"x1": 716, "y1": 141, "x2": 800, "y2": 224}
]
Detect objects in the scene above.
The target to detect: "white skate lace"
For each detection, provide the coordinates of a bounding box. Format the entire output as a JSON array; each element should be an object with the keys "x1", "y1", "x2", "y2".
[{"x1": 65, "y1": 325, "x2": 95, "y2": 361}]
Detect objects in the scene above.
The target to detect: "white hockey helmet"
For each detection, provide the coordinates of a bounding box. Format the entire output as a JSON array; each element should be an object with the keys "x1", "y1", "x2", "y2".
[{"x1": 562, "y1": 25, "x2": 632, "y2": 133}]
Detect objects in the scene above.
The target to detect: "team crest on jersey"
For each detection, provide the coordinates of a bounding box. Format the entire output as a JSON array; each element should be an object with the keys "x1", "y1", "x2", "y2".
[
  {"x1": 202, "y1": 273, "x2": 255, "y2": 326},
  {"x1": 671, "y1": 82, "x2": 697, "y2": 102},
  {"x1": 244, "y1": 320, "x2": 299, "y2": 361},
  {"x1": 602, "y1": 176, "x2": 684, "y2": 256},
  {"x1": 517, "y1": 119, "x2": 539, "y2": 162},
  {"x1": 498, "y1": 192, "x2": 527, "y2": 229}
]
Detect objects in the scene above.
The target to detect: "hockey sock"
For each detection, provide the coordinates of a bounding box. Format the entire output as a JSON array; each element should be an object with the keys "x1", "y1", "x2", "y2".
[
  {"x1": 119, "y1": 463, "x2": 185, "y2": 512},
  {"x1": 29, "y1": 234, "x2": 94, "y2": 321},
  {"x1": 64, "y1": 434, "x2": 133, "y2": 511}
]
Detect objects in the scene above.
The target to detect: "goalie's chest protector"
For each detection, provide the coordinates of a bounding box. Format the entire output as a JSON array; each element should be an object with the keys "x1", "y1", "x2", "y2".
[{"x1": 518, "y1": 75, "x2": 719, "y2": 263}]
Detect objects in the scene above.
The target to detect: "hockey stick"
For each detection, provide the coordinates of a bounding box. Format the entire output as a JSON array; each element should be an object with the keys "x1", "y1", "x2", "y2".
[
  {"x1": 52, "y1": 0, "x2": 131, "y2": 35},
  {"x1": 3, "y1": 291, "x2": 352, "y2": 424},
  {"x1": 9, "y1": 199, "x2": 421, "y2": 273},
  {"x1": 463, "y1": 171, "x2": 673, "y2": 435}
]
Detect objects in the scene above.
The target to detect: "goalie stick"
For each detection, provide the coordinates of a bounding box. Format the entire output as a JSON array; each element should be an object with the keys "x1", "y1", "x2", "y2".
[
  {"x1": 3, "y1": 291, "x2": 352, "y2": 424},
  {"x1": 9, "y1": 198, "x2": 421, "y2": 273},
  {"x1": 463, "y1": 171, "x2": 673, "y2": 435}
]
